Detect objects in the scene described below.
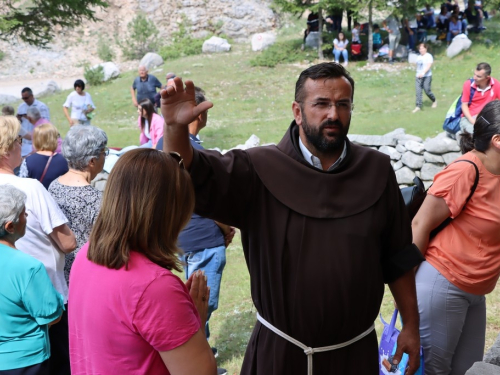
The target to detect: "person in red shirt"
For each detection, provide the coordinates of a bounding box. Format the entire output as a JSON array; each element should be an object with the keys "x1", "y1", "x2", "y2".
[{"x1": 459, "y1": 62, "x2": 500, "y2": 136}]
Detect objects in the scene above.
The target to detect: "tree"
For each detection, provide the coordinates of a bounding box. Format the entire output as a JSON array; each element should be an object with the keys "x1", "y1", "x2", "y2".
[{"x1": 0, "y1": 0, "x2": 108, "y2": 47}]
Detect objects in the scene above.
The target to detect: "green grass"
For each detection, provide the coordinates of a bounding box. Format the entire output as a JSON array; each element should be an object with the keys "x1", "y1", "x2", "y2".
[{"x1": 13, "y1": 14, "x2": 500, "y2": 373}]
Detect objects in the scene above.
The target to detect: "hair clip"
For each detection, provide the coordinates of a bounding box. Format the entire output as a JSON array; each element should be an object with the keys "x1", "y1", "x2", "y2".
[{"x1": 480, "y1": 116, "x2": 491, "y2": 125}]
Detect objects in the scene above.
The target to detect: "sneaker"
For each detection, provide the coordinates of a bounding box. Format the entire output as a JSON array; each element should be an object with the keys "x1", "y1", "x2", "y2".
[
  {"x1": 412, "y1": 107, "x2": 421, "y2": 113},
  {"x1": 212, "y1": 347, "x2": 219, "y2": 358},
  {"x1": 217, "y1": 368, "x2": 228, "y2": 375},
  {"x1": 432, "y1": 101, "x2": 437, "y2": 108}
]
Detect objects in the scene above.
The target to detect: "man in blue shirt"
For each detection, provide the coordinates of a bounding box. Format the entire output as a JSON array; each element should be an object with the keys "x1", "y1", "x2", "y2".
[
  {"x1": 156, "y1": 87, "x2": 234, "y2": 375},
  {"x1": 130, "y1": 65, "x2": 162, "y2": 108}
]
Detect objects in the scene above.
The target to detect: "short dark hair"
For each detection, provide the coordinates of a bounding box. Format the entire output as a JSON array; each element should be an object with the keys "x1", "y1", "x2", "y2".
[
  {"x1": 21, "y1": 87, "x2": 33, "y2": 96},
  {"x1": 74, "y1": 79, "x2": 85, "y2": 91},
  {"x1": 477, "y1": 62, "x2": 492, "y2": 77},
  {"x1": 460, "y1": 100, "x2": 500, "y2": 153},
  {"x1": 194, "y1": 86, "x2": 206, "y2": 105},
  {"x1": 295, "y1": 62, "x2": 355, "y2": 102}
]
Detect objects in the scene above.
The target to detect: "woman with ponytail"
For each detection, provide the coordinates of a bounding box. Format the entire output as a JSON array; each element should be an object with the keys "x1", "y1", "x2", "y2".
[{"x1": 412, "y1": 100, "x2": 500, "y2": 374}]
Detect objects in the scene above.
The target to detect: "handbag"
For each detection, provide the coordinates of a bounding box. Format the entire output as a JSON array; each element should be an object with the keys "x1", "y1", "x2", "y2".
[{"x1": 379, "y1": 308, "x2": 424, "y2": 375}]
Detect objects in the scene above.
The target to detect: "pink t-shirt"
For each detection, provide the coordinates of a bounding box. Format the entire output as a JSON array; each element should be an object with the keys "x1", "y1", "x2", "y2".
[{"x1": 69, "y1": 243, "x2": 201, "y2": 375}]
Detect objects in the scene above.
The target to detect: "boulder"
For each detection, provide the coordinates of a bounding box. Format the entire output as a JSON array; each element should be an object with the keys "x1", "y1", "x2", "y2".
[
  {"x1": 384, "y1": 128, "x2": 406, "y2": 138},
  {"x1": 251, "y1": 32, "x2": 276, "y2": 51},
  {"x1": 396, "y1": 144, "x2": 407, "y2": 153},
  {"x1": 396, "y1": 167, "x2": 416, "y2": 185},
  {"x1": 423, "y1": 180, "x2": 433, "y2": 189},
  {"x1": 348, "y1": 134, "x2": 397, "y2": 147},
  {"x1": 379, "y1": 146, "x2": 401, "y2": 160},
  {"x1": 139, "y1": 53, "x2": 164, "y2": 70},
  {"x1": 484, "y1": 333, "x2": 500, "y2": 366},
  {"x1": 392, "y1": 160, "x2": 403, "y2": 171},
  {"x1": 447, "y1": 34, "x2": 472, "y2": 58},
  {"x1": 443, "y1": 151, "x2": 462, "y2": 165},
  {"x1": 203, "y1": 36, "x2": 231, "y2": 53},
  {"x1": 465, "y1": 362, "x2": 500, "y2": 375},
  {"x1": 0, "y1": 94, "x2": 18, "y2": 105},
  {"x1": 424, "y1": 135, "x2": 460, "y2": 153},
  {"x1": 405, "y1": 140, "x2": 425, "y2": 154},
  {"x1": 305, "y1": 31, "x2": 320, "y2": 49},
  {"x1": 35, "y1": 81, "x2": 60, "y2": 97},
  {"x1": 91, "y1": 62, "x2": 120, "y2": 82},
  {"x1": 420, "y1": 163, "x2": 445, "y2": 180},
  {"x1": 424, "y1": 152, "x2": 444, "y2": 163},
  {"x1": 394, "y1": 44, "x2": 408, "y2": 59},
  {"x1": 401, "y1": 151, "x2": 425, "y2": 169},
  {"x1": 395, "y1": 134, "x2": 423, "y2": 143},
  {"x1": 244, "y1": 134, "x2": 260, "y2": 149}
]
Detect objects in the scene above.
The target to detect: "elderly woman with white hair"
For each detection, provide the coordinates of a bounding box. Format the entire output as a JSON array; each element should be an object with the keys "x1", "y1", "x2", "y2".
[
  {"x1": 0, "y1": 184, "x2": 65, "y2": 375},
  {"x1": 48, "y1": 125, "x2": 108, "y2": 285},
  {"x1": 0, "y1": 115, "x2": 76, "y2": 375}
]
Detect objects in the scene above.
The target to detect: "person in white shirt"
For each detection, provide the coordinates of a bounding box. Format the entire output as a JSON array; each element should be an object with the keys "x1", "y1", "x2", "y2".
[
  {"x1": 63, "y1": 79, "x2": 96, "y2": 126},
  {"x1": 17, "y1": 87, "x2": 50, "y2": 157},
  {"x1": 413, "y1": 43, "x2": 437, "y2": 113},
  {"x1": 333, "y1": 31, "x2": 349, "y2": 66}
]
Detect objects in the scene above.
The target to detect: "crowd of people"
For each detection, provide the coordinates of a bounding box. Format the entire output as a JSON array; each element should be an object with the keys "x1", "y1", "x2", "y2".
[{"x1": 1, "y1": 57, "x2": 500, "y2": 375}]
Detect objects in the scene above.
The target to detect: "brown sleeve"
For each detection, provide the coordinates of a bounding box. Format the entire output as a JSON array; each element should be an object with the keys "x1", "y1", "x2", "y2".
[
  {"x1": 380, "y1": 164, "x2": 424, "y2": 283},
  {"x1": 189, "y1": 148, "x2": 256, "y2": 230}
]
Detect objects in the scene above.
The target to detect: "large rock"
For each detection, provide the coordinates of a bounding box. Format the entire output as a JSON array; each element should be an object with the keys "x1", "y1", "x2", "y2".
[
  {"x1": 424, "y1": 134, "x2": 461, "y2": 153},
  {"x1": 465, "y1": 362, "x2": 500, "y2": 375},
  {"x1": 384, "y1": 128, "x2": 406, "y2": 138},
  {"x1": 35, "y1": 80, "x2": 60, "y2": 97},
  {"x1": 484, "y1": 333, "x2": 500, "y2": 366},
  {"x1": 443, "y1": 151, "x2": 462, "y2": 165},
  {"x1": 202, "y1": 36, "x2": 231, "y2": 53},
  {"x1": 139, "y1": 53, "x2": 164, "y2": 70},
  {"x1": 396, "y1": 144, "x2": 407, "y2": 153},
  {"x1": 420, "y1": 163, "x2": 445, "y2": 180},
  {"x1": 395, "y1": 134, "x2": 423, "y2": 143},
  {"x1": 405, "y1": 140, "x2": 425, "y2": 154},
  {"x1": 251, "y1": 32, "x2": 276, "y2": 51},
  {"x1": 91, "y1": 62, "x2": 120, "y2": 82},
  {"x1": 348, "y1": 134, "x2": 397, "y2": 147},
  {"x1": 424, "y1": 152, "x2": 444, "y2": 163},
  {"x1": 394, "y1": 44, "x2": 408, "y2": 59},
  {"x1": 396, "y1": 167, "x2": 416, "y2": 184},
  {"x1": 401, "y1": 151, "x2": 425, "y2": 169},
  {"x1": 305, "y1": 31, "x2": 320, "y2": 49},
  {"x1": 0, "y1": 94, "x2": 18, "y2": 105},
  {"x1": 392, "y1": 160, "x2": 403, "y2": 171},
  {"x1": 447, "y1": 34, "x2": 472, "y2": 58},
  {"x1": 230, "y1": 134, "x2": 260, "y2": 151},
  {"x1": 379, "y1": 146, "x2": 401, "y2": 160}
]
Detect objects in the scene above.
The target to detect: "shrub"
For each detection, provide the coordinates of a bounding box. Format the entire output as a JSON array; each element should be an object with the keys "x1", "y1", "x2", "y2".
[
  {"x1": 250, "y1": 40, "x2": 304, "y2": 68},
  {"x1": 97, "y1": 37, "x2": 115, "y2": 61},
  {"x1": 121, "y1": 14, "x2": 159, "y2": 61},
  {"x1": 158, "y1": 20, "x2": 204, "y2": 60},
  {"x1": 84, "y1": 65, "x2": 104, "y2": 86}
]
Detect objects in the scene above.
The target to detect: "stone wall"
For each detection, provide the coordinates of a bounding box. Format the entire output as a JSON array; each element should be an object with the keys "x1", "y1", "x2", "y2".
[{"x1": 348, "y1": 128, "x2": 462, "y2": 188}]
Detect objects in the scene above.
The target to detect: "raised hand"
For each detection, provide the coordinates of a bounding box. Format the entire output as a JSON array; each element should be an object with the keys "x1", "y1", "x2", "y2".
[{"x1": 160, "y1": 78, "x2": 213, "y2": 128}]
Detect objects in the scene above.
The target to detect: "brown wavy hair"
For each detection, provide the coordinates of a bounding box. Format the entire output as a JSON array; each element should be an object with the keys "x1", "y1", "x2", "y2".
[{"x1": 87, "y1": 148, "x2": 194, "y2": 271}]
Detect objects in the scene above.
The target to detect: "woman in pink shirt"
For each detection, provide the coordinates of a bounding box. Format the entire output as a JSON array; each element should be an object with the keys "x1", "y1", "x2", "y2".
[
  {"x1": 137, "y1": 99, "x2": 164, "y2": 148},
  {"x1": 412, "y1": 100, "x2": 500, "y2": 374},
  {"x1": 68, "y1": 148, "x2": 216, "y2": 375}
]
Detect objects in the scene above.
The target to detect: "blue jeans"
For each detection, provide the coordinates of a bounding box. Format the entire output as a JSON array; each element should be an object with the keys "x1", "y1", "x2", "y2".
[
  {"x1": 333, "y1": 48, "x2": 348, "y2": 63},
  {"x1": 184, "y1": 245, "x2": 226, "y2": 340}
]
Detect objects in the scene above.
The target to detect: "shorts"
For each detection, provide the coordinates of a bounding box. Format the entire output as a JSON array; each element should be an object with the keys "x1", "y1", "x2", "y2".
[{"x1": 389, "y1": 33, "x2": 401, "y2": 50}]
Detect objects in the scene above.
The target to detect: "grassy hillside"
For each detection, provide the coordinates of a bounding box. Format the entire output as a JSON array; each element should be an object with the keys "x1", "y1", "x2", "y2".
[{"x1": 18, "y1": 14, "x2": 500, "y2": 374}]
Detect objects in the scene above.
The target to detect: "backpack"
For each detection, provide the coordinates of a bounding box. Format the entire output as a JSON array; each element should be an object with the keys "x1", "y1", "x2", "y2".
[
  {"x1": 401, "y1": 160, "x2": 479, "y2": 236},
  {"x1": 442, "y1": 78, "x2": 476, "y2": 135}
]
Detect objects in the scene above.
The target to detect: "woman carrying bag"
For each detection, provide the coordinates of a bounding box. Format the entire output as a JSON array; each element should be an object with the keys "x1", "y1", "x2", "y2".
[{"x1": 412, "y1": 100, "x2": 500, "y2": 374}]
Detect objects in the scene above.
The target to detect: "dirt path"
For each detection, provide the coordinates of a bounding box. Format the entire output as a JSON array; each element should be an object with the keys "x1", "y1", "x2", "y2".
[{"x1": 0, "y1": 76, "x2": 82, "y2": 98}]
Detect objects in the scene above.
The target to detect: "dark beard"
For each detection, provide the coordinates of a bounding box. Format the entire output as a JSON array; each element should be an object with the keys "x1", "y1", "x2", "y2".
[{"x1": 302, "y1": 114, "x2": 347, "y2": 154}]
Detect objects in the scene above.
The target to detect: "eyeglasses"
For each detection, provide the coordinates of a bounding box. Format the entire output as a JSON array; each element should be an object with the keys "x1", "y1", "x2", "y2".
[
  {"x1": 168, "y1": 151, "x2": 185, "y2": 169},
  {"x1": 298, "y1": 100, "x2": 354, "y2": 113},
  {"x1": 102, "y1": 147, "x2": 109, "y2": 156},
  {"x1": 16, "y1": 136, "x2": 23, "y2": 145},
  {"x1": 21, "y1": 95, "x2": 32, "y2": 101}
]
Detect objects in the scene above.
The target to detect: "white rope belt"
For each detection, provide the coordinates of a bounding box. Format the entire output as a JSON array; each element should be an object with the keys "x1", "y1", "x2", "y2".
[{"x1": 257, "y1": 313, "x2": 375, "y2": 375}]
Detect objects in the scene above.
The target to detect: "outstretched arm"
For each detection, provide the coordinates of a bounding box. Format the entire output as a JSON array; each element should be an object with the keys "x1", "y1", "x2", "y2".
[{"x1": 161, "y1": 78, "x2": 213, "y2": 169}]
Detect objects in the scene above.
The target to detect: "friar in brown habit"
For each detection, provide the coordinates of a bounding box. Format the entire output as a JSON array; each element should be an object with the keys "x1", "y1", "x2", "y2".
[{"x1": 161, "y1": 63, "x2": 424, "y2": 375}]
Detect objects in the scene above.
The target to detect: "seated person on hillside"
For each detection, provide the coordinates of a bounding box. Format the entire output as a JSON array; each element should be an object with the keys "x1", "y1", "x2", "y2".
[
  {"x1": 437, "y1": 6, "x2": 451, "y2": 34},
  {"x1": 475, "y1": 0, "x2": 489, "y2": 19},
  {"x1": 372, "y1": 24, "x2": 383, "y2": 51},
  {"x1": 447, "y1": 14, "x2": 463, "y2": 44},
  {"x1": 452, "y1": 5, "x2": 468, "y2": 35},
  {"x1": 424, "y1": 4, "x2": 436, "y2": 28},
  {"x1": 416, "y1": 13, "x2": 428, "y2": 42},
  {"x1": 465, "y1": 2, "x2": 484, "y2": 31},
  {"x1": 332, "y1": 31, "x2": 349, "y2": 66}
]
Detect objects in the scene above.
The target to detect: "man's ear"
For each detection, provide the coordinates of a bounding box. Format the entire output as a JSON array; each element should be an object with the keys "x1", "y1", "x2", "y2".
[
  {"x1": 3, "y1": 221, "x2": 15, "y2": 235},
  {"x1": 292, "y1": 101, "x2": 303, "y2": 126}
]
